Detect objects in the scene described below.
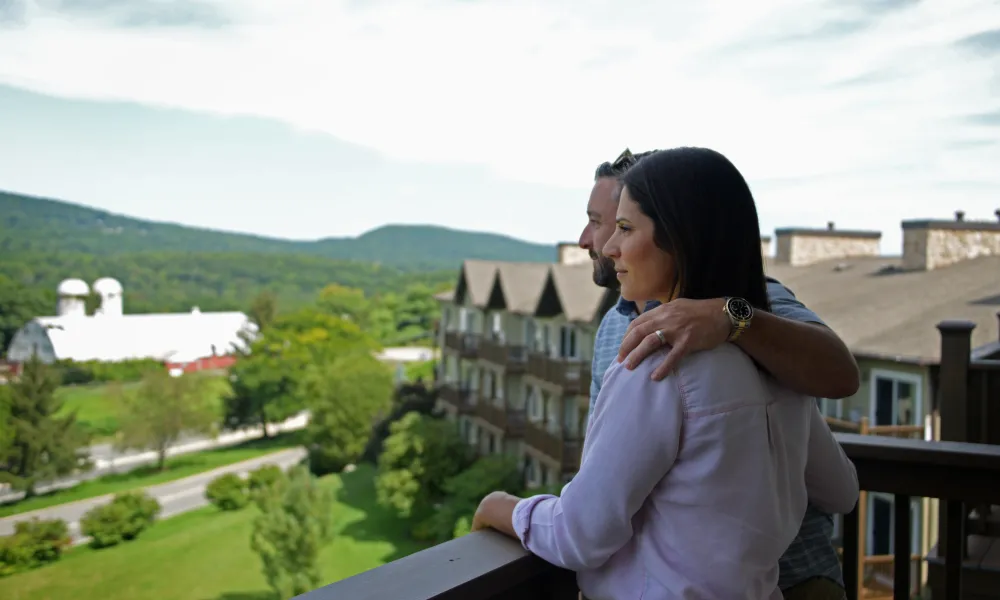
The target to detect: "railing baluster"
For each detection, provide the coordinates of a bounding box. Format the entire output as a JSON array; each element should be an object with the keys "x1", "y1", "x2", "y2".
[
  {"x1": 893, "y1": 494, "x2": 911, "y2": 600},
  {"x1": 943, "y1": 500, "x2": 964, "y2": 600},
  {"x1": 842, "y1": 507, "x2": 860, "y2": 600}
]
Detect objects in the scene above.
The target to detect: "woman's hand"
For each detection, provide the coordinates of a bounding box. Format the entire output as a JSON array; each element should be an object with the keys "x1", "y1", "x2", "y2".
[{"x1": 471, "y1": 491, "x2": 520, "y2": 538}]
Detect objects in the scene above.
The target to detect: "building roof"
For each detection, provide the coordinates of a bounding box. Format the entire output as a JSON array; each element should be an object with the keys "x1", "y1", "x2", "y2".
[
  {"x1": 490, "y1": 263, "x2": 551, "y2": 314},
  {"x1": 454, "y1": 260, "x2": 502, "y2": 307},
  {"x1": 19, "y1": 310, "x2": 255, "y2": 363},
  {"x1": 537, "y1": 264, "x2": 615, "y2": 324},
  {"x1": 765, "y1": 255, "x2": 1000, "y2": 362}
]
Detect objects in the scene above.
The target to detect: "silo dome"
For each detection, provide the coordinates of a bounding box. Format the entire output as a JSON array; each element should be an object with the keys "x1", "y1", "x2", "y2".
[
  {"x1": 57, "y1": 278, "x2": 90, "y2": 297},
  {"x1": 93, "y1": 277, "x2": 123, "y2": 296}
]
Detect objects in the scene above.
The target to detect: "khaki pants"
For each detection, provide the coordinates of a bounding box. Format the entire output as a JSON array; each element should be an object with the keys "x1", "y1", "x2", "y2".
[{"x1": 783, "y1": 577, "x2": 847, "y2": 600}]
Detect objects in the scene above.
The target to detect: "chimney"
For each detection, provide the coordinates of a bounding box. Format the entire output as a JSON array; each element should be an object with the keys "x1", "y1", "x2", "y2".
[
  {"x1": 556, "y1": 242, "x2": 591, "y2": 266},
  {"x1": 902, "y1": 214, "x2": 1000, "y2": 271},
  {"x1": 773, "y1": 225, "x2": 881, "y2": 267}
]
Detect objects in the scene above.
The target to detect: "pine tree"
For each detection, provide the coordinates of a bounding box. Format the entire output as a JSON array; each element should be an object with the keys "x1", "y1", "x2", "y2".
[
  {"x1": 1, "y1": 356, "x2": 88, "y2": 496},
  {"x1": 250, "y1": 466, "x2": 334, "y2": 599}
]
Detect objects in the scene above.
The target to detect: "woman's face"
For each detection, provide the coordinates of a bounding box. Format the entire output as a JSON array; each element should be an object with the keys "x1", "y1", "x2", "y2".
[{"x1": 602, "y1": 186, "x2": 677, "y2": 304}]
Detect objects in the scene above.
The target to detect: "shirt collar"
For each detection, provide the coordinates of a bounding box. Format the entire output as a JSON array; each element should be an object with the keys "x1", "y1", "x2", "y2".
[{"x1": 614, "y1": 296, "x2": 662, "y2": 318}]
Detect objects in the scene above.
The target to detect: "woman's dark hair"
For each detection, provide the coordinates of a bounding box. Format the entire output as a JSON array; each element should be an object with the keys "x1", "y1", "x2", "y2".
[{"x1": 620, "y1": 147, "x2": 771, "y2": 313}]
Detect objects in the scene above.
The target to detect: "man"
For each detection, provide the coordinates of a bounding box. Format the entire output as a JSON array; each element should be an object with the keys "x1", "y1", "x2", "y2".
[{"x1": 579, "y1": 149, "x2": 860, "y2": 600}]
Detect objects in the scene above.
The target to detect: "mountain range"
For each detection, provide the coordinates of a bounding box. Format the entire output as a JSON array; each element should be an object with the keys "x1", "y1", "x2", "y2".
[{"x1": 0, "y1": 190, "x2": 556, "y2": 269}]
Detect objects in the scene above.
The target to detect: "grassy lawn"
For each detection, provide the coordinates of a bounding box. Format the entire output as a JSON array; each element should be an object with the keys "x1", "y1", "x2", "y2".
[
  {"x1": 56, "y1": 376, "x2": 231, "y2": 442},
  {"x1": 56, "y1": 382, "x2": 134, "y2": 440},
  {"x1": 3, "y1": 464, "x2": 426, "y2": 600},
  {"x1": 0, "y1": 431, "x2": 305, "y2": 518}
]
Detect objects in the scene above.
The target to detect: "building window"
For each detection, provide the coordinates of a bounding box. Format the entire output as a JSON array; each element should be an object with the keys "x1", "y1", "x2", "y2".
[
  {"x1": 527, "y1": 387, "x2": 543, "y2": 422},
  {"x1": 869, "y1": 370, "x2": 922, "y2": 427},
  {"x1": 867, "y1": 494, "x2": 920, "y2": 558},
  {"x1": 817, "y1": 398, "x2": 842, "y2": 420},
  {"x1": 560, "y1": 326, "x2": 578, "y2": 359}
]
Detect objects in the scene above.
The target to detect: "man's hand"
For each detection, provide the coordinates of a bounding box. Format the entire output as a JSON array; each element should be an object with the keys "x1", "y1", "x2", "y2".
[{"x1": 617, "y1": 298, "x2": 729, "y2": 380}]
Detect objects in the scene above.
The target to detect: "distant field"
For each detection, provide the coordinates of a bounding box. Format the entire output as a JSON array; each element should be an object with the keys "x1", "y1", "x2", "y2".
[
  {"x1": 2, "y1": 464, "x2": 427, "y2": 600},
  {"x1": 0, "y1": 431, "x2": 304, "y2": 518},
  {"x1": 56, "y1": 376, "x2": 230, "y2": 441}
]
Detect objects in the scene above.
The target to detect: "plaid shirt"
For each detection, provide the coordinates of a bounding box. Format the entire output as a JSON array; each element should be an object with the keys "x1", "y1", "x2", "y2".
[{"x1": 589, "y1": 281, "x2": 844, "y2": 590}]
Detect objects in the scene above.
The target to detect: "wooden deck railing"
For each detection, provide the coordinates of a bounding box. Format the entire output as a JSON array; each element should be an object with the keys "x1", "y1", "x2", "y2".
[{"x1": 297, "y1": 434, "x2": 1000, "y2": 600}]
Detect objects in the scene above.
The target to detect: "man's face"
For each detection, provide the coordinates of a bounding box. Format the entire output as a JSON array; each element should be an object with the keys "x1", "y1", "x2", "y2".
[{"x1": 578, "y1": 176, "x2": 620, "y2": 288}]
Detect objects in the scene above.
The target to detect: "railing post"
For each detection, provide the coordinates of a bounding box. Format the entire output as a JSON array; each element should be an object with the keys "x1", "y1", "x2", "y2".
[
  {"x1": 935, "y1": 320, "x2": 975, "y2": 570},
  {"x1": 936, "y1": 320, "x2": 974, "y2": 443}
]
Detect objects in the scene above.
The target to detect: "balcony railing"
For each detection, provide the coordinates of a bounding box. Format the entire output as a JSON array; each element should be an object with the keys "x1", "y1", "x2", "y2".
[
  {"x1": 473, "y1": 401, "x2": 526, "y2": 437},
  {"x1": 298, "y1": 434, "x2": 1000, "y2": 600},
  {"x1": 438, "y1": 384, "x2": 475, "y2": 414},
  {"x1": 443, "y1": 331, "x2": 480, "y2": 359},
  {"x1": 479, "y1": 339, "x2": 528, "y2": 373},
  {"x1": 526, "y1": 353, "x2": 591, "y2": 394}
]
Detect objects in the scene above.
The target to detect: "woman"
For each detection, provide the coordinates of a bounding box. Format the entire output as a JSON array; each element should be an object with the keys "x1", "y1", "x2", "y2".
[{"x1": 471, "y1": 147, "x2": 859, "y2": 599}]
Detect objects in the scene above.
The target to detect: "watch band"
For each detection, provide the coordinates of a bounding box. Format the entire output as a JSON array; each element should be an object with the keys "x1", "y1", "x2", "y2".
[{"x1": 723, "y1": 297, "x2": 752, "y2": 342}]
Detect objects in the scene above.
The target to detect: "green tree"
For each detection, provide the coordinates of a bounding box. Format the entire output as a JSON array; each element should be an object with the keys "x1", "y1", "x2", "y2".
[
  {"x1": 305, "y1": 353, "x2": 394, "y2": 475},
  {"x1": 114, "y1": 370, "x2": 222, "y2": 471},
  {"x1": 375, "y1": 412, "x2": 472, "y2": 518},
  {"x1": 315, "y1": 284, "x2": 369, "y2": 324},
  {"x1": 419, "y1": 454, "x2": 524, "y2": 542},
  {"x1": 247, "y1": 290, "x2": 278, "y2": 332},
  {"x1": 0, "y1": 274, "x2": 51, "y2": 355},
  {"x1": 225, "y1": 309, "x2": 375, "y2": 435},
  {"x1": 251, "y1": 466, "x2": 334, "y2": 600},
  {"x1": 0, "y1": 356, "x2": 88, "y2": 495}
]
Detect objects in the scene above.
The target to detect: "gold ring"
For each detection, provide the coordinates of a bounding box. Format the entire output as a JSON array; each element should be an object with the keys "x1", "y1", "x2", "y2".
[{"x1": 654, "y1": 329, "x2": 666, "y2": 345}]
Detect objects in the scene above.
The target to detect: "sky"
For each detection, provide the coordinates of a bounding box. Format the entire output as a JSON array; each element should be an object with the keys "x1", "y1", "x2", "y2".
[{"x1": 0, "y1": 0, "x2": 998, "y2": 253}]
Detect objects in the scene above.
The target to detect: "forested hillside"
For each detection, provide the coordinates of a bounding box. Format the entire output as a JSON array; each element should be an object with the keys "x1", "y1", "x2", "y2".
[
  {"x1": 1, "y1": 251, "x2": 454, "y2": 316},
  {"x1": 0, "y1": 190, "x2": 554, "y2": 268}
]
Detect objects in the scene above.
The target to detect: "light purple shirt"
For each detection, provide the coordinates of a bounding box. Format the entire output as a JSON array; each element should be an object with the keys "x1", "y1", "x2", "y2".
[{"x1": 513, "y1": 345, "x2": 859, "y2": 600}]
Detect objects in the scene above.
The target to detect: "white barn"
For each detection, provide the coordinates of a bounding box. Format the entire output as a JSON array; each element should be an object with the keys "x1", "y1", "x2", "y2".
[{"x1": 7, "y1": 277, "x2": 256, "y2": 365}]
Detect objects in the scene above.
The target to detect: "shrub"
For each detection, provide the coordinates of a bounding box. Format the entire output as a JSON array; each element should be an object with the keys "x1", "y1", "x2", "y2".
[
  {"x1": 251, "y1": 466, "x2": 335, "y2": 599},
  {"x1": 0, "y1": 518, "x2": 70, "y2": 577},
  {"x1": 248, "y1": 465, "x2": 285, "y2": 496},
  {"x1": 55, "y1": 359, "x2": 163, "y2": 386},
  {"x1": 80, "y1": 491, "x2": 161, "y2": 549},
  {"x1": 206, "y1": 473, "x2": 250, "y2": 511}
]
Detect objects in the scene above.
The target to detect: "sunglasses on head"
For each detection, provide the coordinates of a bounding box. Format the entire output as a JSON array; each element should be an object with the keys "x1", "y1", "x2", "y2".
[{"x1": 610, "y1": 148, "x2": 637, "y2": 174}]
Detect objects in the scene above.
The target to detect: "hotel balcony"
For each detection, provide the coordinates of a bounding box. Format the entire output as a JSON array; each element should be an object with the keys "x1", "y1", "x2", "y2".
[
  {"x1": 444, "y1": 331, "x2": 480, "y2": 359},
  {"x1": 524, "y1": 421, "x2": 582, "y2": 475},
  {"x1": 438, "y1": 383, "x2": 475, "y2": 415},
  {"x1": 293, "y1": 434, "x2": 1000, "y2": 600},
  {"x1": 479, "y1": 338, "x2": 528, "y2": 374},
  {"x1": 473, "y1": 400, "x2": 526, "y2": 438},
  {"x1": 526, "y1": 353, "x2": 591, "y2": 394}
]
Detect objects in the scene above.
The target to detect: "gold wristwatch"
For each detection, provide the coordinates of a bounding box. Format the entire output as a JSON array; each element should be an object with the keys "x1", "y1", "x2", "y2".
[{"x1": 723, "y1": 297, "x2": 753, "y2": 342}]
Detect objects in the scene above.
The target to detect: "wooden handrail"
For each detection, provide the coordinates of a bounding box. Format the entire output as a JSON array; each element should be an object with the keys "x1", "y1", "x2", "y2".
[{"x1": 303, "y1": 434, "x2": 1000, "y2": 600}]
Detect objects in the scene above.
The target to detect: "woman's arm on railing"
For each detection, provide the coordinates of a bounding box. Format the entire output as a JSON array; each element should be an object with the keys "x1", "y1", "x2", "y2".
[{"x1": 477, "y1": 361, "x2": 682, "y2": 571}]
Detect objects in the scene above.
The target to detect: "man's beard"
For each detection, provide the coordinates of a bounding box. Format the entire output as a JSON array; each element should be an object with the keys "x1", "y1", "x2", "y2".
[{"x1": 590, "y1": 252, "x2": 618, "y2": 289}]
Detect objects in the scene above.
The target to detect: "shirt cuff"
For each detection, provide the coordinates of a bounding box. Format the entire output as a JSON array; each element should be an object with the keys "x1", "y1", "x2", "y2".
[{"x1": 512, "y1": 494, "x2": 555, "y2": 550}]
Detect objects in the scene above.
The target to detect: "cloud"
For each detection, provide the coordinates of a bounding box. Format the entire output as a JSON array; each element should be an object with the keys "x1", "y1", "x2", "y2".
[{"x1": 0, "y1": 0, "x2": 998, "y2": 252}]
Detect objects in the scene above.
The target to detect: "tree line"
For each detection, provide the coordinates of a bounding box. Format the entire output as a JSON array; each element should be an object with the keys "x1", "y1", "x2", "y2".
[{"x1": 0, "y1": 265, "x2": 449, "y2": 354}]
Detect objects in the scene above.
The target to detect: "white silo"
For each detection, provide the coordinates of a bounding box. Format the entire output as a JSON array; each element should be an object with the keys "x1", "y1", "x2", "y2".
[
  {"x1": 57, "y1": 278, "x2": 90, "y2": 317},
  {"x1": 93, "y1": 277, "x2": 124, "y2": 317}
]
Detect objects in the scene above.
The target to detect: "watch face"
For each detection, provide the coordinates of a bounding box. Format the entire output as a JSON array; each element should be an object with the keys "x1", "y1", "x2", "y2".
[{"x1": 728, "y1": 297, "x2": 753, "y2": 320}]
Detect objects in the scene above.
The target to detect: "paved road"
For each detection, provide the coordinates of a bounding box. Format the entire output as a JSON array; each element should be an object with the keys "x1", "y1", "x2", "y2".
[
  {"x1": 0, "y1": 447, "x2": 308, "y2": 543},
  {"x1": 0, "y1": 412, "x2": 309, "y2": 504}
]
